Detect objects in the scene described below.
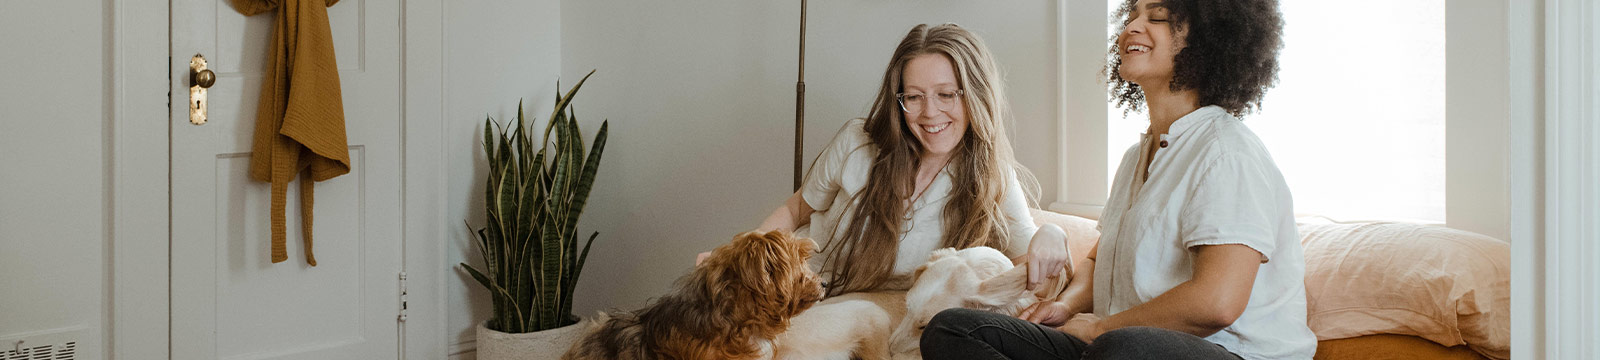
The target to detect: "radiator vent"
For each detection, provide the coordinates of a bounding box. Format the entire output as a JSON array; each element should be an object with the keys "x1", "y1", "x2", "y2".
[
  {"x1": 0, "y1": 327, "x2": 88, "y2": 360},
  {"x1": 2, "y1": 341, "x2": 75, "y2": 360}
]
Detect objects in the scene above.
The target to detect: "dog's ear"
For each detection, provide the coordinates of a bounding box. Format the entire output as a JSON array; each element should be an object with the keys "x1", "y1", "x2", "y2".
[
  {"x1": 774, "y1": 231, "x2": 820, "y2": 265},
  {"x1": 783, "y1": 232, "x2": 818, "y2": 255},
  {"x1": 913, "y1": 248, "x2": 957, "y2": 283},
  {"x1": 910, "y1": 261, "x2": 931, "y2": 284},
  {"x1": 963, "y1": 264, "x2": 1030, "y2": 309},
  {"x1": 759, "y1": 230, "x2": 812, "y2": 278},
  {"x1": 734, "y1": 232, "x2": 782, "y2": 294},
  {"x1": 967, "y1": 253, "x2": 1013, "y2": 279}
]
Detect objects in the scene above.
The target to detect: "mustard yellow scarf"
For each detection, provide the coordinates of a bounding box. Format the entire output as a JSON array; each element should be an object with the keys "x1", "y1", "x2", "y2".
[{"x1": 237, "y1": 0, "x2": 347, "y2": 266}]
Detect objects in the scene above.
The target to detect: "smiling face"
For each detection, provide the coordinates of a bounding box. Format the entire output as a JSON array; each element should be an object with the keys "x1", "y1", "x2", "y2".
[
  {"x1": 1117, "y1": 0, "x2": 1187, "y2": 89},
  {"x1": 900, "y1": 53, "x2": 969, "y2": 161}
]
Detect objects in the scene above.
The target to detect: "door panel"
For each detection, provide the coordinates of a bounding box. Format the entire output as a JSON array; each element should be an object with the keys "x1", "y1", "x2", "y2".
[{"x1": 170, "y1": 0, "x2": 402, "y2": 359}]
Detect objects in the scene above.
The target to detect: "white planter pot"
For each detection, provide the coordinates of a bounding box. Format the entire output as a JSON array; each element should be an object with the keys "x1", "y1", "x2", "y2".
[{"x1": 475, "y1": 320, "x2": 590, "y2": 360}]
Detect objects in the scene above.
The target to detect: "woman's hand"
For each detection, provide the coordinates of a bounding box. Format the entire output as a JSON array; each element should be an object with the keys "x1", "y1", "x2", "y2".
[
  {"x1": 1024, "y1": 223, "x2": 1070, "y2": 291},
  {"x1": 1017, "y1": 301, "x2": 1075, "y2": 327},
  {"x1": 1058, "y1": 313, "x2": 1106, "y2": 344},
  {"x1": 695, "y1": 251, "x2": 711, "y2": 266}
]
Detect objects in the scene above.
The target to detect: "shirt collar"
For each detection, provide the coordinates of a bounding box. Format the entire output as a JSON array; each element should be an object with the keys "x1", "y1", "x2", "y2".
[{"x1": 1165, "y1": 105, "x2": 1226, "y2": 140}]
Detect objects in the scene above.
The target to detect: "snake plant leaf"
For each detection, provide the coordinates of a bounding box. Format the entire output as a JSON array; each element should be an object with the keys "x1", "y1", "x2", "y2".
[
  {"x1": 493, "y1": 162, "x2": 519, "y2": 247},
  {"x1": 536, "y1": 119, "x2": 573, "y2": 330},
  {"x1": 562, "y1": 124, "x2": 585, "y2": 258},
  {"x1": 516, "y1": 100, "x2": 533, "y2": 183},
  {"x1": 483, "y1": 117, "x2": 497, "y2": 172},
  {"x1": 461, "y1": 263, "x2": 496, "y2": 298},
  {"x1": 544, "y1": 70, "x2": 595, "y2": 141},
  {"x1": 470, "y1": 225, "x2": 496, "y2": 279},
  {"x1": 563, "y1": 121, "x2": 607, "y2": 242},
  {"x1": 562, "y1": 117, "x2": 583, "y2": 205},
  {"x1": 536, "y1": 218, "x2": 565, "y2": 330},
  {"x1": 495, "y1": 125, "x2": 513, "y2": 179},
  {"x1": 482, "y1": 212, "x2": 504, "y2": 280},
  {"x1": 561, "y1": 230, "x2": 600, "y2": 323},
  {"x1": 511, "y1": 128, "x2": 535, "y2": 248},
  {"x1": 547, "y1": 116, "x2": 575, "y2": 223},
  {"x1": 560, "y1": 119, "x2": 604, "y2": 297},
  {"x1": 463, "y1": 262, "x2": 526, "y2": 332},
  {"x1": 483, "y1": 118, "x2": 500, "y2": 217}
]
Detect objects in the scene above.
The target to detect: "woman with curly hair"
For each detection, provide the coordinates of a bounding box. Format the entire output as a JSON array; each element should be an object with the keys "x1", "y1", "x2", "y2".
[
  {"x1": 920, "y1": 0, "x2": 1315, "y2": 359},
  {"x1": 698, "y1": 23, "x2": 1072, "y2": 297}
]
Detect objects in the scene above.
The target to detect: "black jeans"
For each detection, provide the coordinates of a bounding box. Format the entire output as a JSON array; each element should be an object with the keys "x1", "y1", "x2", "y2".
[{"x1": 920, "y1": 308, "x2": 1245, "y2": 360}]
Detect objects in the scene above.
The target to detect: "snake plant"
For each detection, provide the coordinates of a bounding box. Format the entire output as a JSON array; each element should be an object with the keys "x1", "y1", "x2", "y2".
[{"x1": 463, "y1": 70, "x2": 608, "y2": 333}]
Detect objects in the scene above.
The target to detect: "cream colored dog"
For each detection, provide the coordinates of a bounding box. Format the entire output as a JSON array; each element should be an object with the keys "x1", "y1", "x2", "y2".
[
  {"x1": 773, "y1": 291, "x2": 907, "y2": 360},
  {"x1": 774, "y1": 246, "x2": 1069, "y2": 360},
  {"x1": 888, "y1": 247, "x2": 1071, "y2": 358}
]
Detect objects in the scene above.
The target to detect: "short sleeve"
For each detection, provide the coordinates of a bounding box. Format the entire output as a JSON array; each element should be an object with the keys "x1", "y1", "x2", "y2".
[
  {"x1": 998, "y1": 168, "x2": 1040, "y2": 257},
  {"x1": 801, "y1": 119, "x2": 870, "y2": 211},
  {"x1": 1178, "y1": 152, "x2": 1281, "y2": 263}
]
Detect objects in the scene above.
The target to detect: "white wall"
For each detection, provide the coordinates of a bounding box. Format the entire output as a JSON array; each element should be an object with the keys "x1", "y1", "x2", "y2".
[
  {"x1": 0, "y1": 0, "x2": 109, "y2": 358},
  {"x1": 440, "y1": 0, "x2": 563, "y2": 358},
  {"x1": 1446, "y1": 0, "x2": 1513, "y2": 242},
  {"x1": 558, "y1": 0, "x2": 1058, "y2": 316}
]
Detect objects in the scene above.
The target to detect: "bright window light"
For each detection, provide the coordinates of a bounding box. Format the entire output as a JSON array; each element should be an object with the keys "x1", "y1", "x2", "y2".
[{"x1": 1105, "y1": 0, "x2": 1446, "y2": 223}]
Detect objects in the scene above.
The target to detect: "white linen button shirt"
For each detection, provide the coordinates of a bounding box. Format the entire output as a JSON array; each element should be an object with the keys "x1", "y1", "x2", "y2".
[{"x1": 1094, "y1": 106, "x2": 1316, "y2": 360}]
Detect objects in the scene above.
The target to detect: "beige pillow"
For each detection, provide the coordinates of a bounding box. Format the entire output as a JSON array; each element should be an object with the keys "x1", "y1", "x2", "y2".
[{"x1": 1300, "y1": 222, "x2": 1510, "y2": 360}]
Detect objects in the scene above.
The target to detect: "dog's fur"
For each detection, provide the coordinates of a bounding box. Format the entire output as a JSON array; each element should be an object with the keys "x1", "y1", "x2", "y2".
[
  {"x1": 772, "y1": 246, "x2": 1070, "y2": 360},
  {"x1": 562, "y1": 230, "x2": 826, "y2": 360},
  {"x1": 772, "y1": 290, "x2": 907, "y2": 360},
  {"x1": 888, "y1": 247, "x2": 1071, "y2": 358}
]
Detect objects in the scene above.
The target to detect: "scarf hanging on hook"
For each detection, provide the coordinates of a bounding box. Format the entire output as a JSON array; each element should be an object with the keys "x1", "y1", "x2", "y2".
[{"x1": 236, "y1": 0, "x2": 348, "y2": 266}]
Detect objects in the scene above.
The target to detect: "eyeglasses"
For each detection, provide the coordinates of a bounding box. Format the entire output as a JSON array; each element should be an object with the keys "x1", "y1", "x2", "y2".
[{"x1": 896, "y1": 89, "x2": 965, "y2": 114}]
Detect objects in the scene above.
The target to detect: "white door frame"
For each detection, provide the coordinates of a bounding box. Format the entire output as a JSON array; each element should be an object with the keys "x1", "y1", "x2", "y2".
[
  {"x1": 109, "y1": 0, "x2": 448, "y2": 358},
  {"x1": 1535, "y1": 0, "x2": 1599, "y2": 358},
  {"x1": 399, "y1": 0, "x2": 448, "y2": 358},
  {"x1": 110, "y1": 0, "x2": 171, "y2": 358}
]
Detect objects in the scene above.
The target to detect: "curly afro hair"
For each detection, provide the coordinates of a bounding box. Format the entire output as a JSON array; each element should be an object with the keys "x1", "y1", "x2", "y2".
[{"x1": 1105, "y1": 0, "x2": 1284, "y2": 118}]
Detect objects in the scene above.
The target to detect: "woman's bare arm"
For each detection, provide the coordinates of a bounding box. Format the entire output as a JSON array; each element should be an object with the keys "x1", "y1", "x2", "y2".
[
  {"x1": 1092, "y1": 244, "x2": 1261, "y2": 337},
  {"x1": 757, "y1": 190, "x2": 814, "y2": 232}
]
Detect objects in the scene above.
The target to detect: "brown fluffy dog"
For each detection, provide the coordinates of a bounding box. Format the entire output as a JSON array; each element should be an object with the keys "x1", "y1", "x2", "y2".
[{"x1": 563, "y1": 230, "x2": 826, "y2": 360}]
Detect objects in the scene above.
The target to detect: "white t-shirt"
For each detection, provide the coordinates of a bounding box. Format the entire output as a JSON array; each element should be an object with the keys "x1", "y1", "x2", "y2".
[
  {"x1": 1093, "y1": 106, "x2": 1316, "y2": 360},
  {"x1": 799, "y1": 119, "x2": 1038, "y2": 286}
]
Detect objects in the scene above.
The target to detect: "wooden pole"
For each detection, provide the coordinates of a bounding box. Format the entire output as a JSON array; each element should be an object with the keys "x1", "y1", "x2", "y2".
[{"x1": 794, "y1": 0, "x2": 807, "y2": 191}]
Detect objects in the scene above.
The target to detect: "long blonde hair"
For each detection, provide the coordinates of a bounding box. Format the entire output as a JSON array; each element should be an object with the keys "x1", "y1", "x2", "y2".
[{"x1": 821, "y1": 23, "x2": 1035, "y2": 296}]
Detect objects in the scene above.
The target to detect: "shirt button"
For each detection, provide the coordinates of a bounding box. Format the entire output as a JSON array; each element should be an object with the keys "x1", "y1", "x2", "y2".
[{"x1": 1159, "y1": 140, "x2": 1169, "y2": 148}]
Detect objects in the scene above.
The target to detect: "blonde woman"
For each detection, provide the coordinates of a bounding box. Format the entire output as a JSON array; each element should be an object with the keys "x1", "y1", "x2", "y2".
[{"x1": 700, "y1": 23, "x2": 1070, "y2": 296}]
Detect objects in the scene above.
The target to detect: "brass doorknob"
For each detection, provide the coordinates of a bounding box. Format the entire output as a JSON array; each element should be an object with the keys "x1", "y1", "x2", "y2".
[
  {"x1": 193, "y1": 69, "x2": 215, "y2": 88},
  {"x1": 189, "y1": 54, "x2": 211, "y2": 125}
]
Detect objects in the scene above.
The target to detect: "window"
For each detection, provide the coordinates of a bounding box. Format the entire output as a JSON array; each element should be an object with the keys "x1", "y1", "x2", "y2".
[{"x1": 1103, "y1": 0, "x2": 1446, "y2": 223}]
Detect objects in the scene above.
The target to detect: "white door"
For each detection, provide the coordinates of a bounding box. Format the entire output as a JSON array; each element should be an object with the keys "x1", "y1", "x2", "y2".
[{"x1": 169, "y1": 0, "x2": 404, "y2": 359}]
